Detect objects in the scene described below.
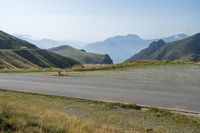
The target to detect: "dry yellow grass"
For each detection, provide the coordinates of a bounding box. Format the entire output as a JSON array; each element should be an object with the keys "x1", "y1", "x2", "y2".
[
  {"x1": 0, "y1": 100, "x2": 120, "y2": 133},
  {"x1": 1, "y1": 90, "x2": 200, "y2": 133}
]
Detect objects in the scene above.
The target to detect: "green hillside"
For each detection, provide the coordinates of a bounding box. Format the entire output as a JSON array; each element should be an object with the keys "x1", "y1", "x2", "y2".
[
  {"x1": 126, "y1": 33, "x2": 200, "y2": 62},
  {"x1": 0, "y1": 30, "x2": 38, "y2": 49},
  {"x1": 0, "y1": 30, "x2": 81, "y2": 69},
  {"x1": 49, "y1": 45, "x2": 113, "y2": 64}
]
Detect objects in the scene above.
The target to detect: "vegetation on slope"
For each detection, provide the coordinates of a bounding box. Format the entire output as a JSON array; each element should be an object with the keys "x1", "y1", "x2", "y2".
[
  {"x1": 66, "y1": 61, "x2": 188, "y2": 72},
  {"x1": 0, "y1": 49, "x2": 81, "y2": 69},
  {"x1": 0, "y1": 60, "x2": 191, "y2": 74},
  {"x1": 127, "y1": 33, "x2": 200, "y2": 62},
  {"x1": 49, "y1": 45, "x2": 113, "y2": 64},
  {"x1": 0, "y1": 30, "x2": 38, "y2": 49},
  {"x1": 0, "y1": 30, "x2": 81, "y2": 69},
  {"x1": 125, "y1": 40, "x2": 166, "y2": 62},
  {"x1": 0, "y1": 90, "x2": 200, "y2": 133}
]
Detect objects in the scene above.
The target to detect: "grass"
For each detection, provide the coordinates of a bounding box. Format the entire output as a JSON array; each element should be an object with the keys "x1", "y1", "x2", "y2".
[
  {"x1": 64, "y1": 60, "x2": 190, "y2": 72},
  {"x1": 51, "y1": 60, "x2": 192, "y2": 76},
  {"x1": 49, "y1": 45, "x2": 113, "y2": 64},
  {"x1": 0, "y1": 61, "x2": 198, "y2": 74},
  {"x1": 0, "y1": 68, "x2": 62, "y2": 74},
  {"x1": 0, "y1": 89, "x2": 200, "y2": 133},
  {"x1": 0, "y1": 49, "x2": 80, "y2": 70}
]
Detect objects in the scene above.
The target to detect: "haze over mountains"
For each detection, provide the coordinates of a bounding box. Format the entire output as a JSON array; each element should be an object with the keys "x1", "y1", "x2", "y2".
[
  {"x1": 16, "y1": 35, "x2": 113, "y2": 64},
  {"x1": 126, "y1": 33, "x2": 200, "y2": 62},
  {"x1": 49, "y1": 45, "x2": 113, "y2": 64},
  {"x1": 84, "y1": 34, "x2": 151, "y2": 63},
  {"x1": 0, "y1": 30, "x2": 80, "y2": 69},
  {"x1": 84, "y1": 34, "x2": 189, "y2": 63},
  {"x1": 15, "y1": 34, "x2": 83, "y2": 49},
  {"x1": 15, "y1": 33, "x2": 190, "y2": 64}
]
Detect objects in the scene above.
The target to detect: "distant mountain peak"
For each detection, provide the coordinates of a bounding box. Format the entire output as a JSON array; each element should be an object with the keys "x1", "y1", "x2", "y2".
[
  {"x1": 126, "y1": 34, "x2": 140, "y2": 38},
  {"x1": 105, "y1": 34, "x2": 141, "y2": 42},
  {"x1": 172, "y1": 33, "x2": 188, "y2": 40},
  {"x1": 162, "y1": 33, "x2": 189, "y2": 42},
  {"x1": 149, "y1": 39, "x2": 166, "y2": 49}
]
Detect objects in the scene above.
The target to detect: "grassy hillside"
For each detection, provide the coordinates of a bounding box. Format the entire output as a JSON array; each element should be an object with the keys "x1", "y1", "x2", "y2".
[
  {"x1": 151, "y1": 33, "x2": 200, "y2": 61},
  {"x1": 65, "y1": 61, "x2": 188, "y2": 72},
  {"x1": 0, "y1": 30, "x2": 81, "y2": 69},
  {"x1": 0, "y1": 30, "x2": 38, "y2": 49},
  {"x1": 0, "y1": 89, "x2": 200, "y2": 133},
  {"x1": 125, "y1": 40, "x2": 166, "y2": 62},
  {"x1": 49, "y1": 45, "x2": 113, "y2": 64},
  {"x1": 127, "y1": 33, "x2": 200, "y2": 62},
  {"x1": 0, "y1": 49, "x2": 81, "y2": 69},
  {"x1": 84, "y1": 34, "x2": 188, "y2": 63}
]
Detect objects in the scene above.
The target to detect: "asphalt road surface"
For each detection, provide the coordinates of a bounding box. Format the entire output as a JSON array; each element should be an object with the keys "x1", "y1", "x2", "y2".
[{"x1": 0, "y1": 70, "x2": 200, "y2": 112}]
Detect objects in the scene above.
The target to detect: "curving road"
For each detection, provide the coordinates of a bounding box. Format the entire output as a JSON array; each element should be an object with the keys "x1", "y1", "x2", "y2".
[{"x1": 0, "y1": 69, "x2": 200, "y2": 113}]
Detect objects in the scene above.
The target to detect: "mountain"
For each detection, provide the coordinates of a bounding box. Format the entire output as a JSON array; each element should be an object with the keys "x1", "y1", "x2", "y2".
[
  {"x1": 0, "y1": 32, "x2": 37, "y2": 49},
  {"x1": 0, "y1": 30, "x2": 80, "y2": 69},
  {"x1": 126, "y1": 40, "x2": 166, "y2": 62},
  {"x1": 84, "y1": 34, "x2": 189, "y2": 63},
  {"x1": 15, "y1": 34, "x2": 84, "y2": 49},
  {"x1": 49, "y1": 45, "x2": 113, "y2": 64},
  {"x1": 84, "y1": 34, "x2": 152, "y2": 63},
  {"x1": 126, "y1": 33, "x2": 200, "y2": 62},
  {"x1": 162, "y1": 33, "x2": 189, "y2": 42}
]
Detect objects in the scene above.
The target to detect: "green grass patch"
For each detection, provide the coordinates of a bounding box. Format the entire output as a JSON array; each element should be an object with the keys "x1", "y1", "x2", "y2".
[
  {"x1": 0, "y1": 61, "x2": 197, "y2": 74},
  {"x1": 51, "y1": 61, "x2": 192, "y2": 77},
  {"x1": 66, "y1": 60, "x2": 189, "y2": 72},
  {"x1": 0, "y1": 68, "x2": 62, "y2": 74}
]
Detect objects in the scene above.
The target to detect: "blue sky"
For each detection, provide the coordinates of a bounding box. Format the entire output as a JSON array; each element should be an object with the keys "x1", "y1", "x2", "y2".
[{"x1": 0, "y1": 0, "x2": 200, "y2": 42}]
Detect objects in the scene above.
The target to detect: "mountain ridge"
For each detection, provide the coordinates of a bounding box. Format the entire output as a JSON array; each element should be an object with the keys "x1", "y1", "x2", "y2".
[
  {"x1": 15, "y1": 34, "x2": 84, "y2": 49},
  {"x1": 126, "y1": 33, "x2": 200, "y2": 62},
  {"x1": 0, "y1": 30, "x2": 38, "y2": 49},
  {"x1": 84, "y1": 34, "x2": 189, "y2": 63},
  {"x1": 0, "y1": 30, "x2": 81, "y2": 69},
  {"x1": 49, "y1": 45, "x2": 113, "y2": 64}
]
